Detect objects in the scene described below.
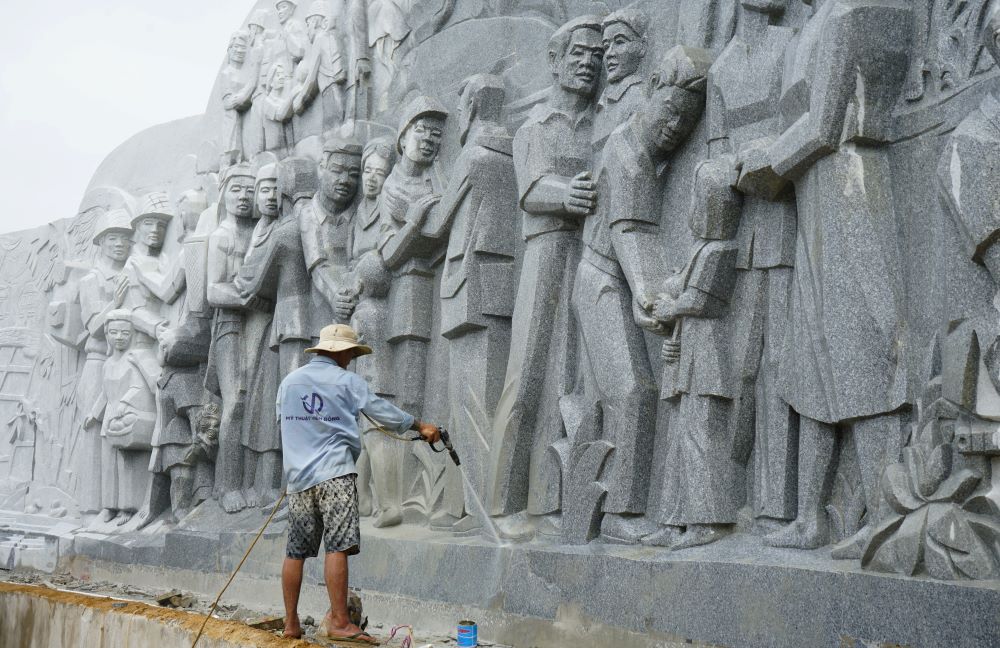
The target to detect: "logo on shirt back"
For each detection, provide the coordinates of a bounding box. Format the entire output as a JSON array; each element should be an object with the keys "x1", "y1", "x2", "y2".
[{"x1": 301, "y1": 392, "x2": 324, "y2": 414}]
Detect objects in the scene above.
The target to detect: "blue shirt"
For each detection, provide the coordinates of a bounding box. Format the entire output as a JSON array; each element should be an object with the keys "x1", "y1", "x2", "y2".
[{"x1": 277, "y1": 355, "x2": 415, "y2": 494}]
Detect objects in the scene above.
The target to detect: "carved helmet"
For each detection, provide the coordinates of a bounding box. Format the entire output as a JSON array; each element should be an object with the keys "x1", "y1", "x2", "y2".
[
  {"x1": 322, "y1": 131, "x2": 364, "y2": 157},
  {"x1": 248, "y1": 9, "x2": 269, "y2": 30},
  {"x1": 91, "y1": 208, "x2": 134, "y2": 245},
  {"x1": 602, "y1": 5, "x2": 649, "y2": 39},
  {"x1": 131, "y1": 191, "x2": 176, "y2": 229},
  {"x1": 306, "y1": 0, "x2": 330, "y2": 21},
  {"x1": 395, "y1": 95, "x2": 449, "y2": 154}
]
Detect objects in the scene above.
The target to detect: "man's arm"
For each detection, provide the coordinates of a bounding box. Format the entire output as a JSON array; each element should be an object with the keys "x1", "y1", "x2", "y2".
[{"x1": 352, "y1": 374, "x2": 439, "y2": 443}]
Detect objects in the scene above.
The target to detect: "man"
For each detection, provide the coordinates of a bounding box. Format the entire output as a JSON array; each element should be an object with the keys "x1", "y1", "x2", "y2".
[
  {"x1": 700, "y1": 0, "x2": 798, "y2": 535},
  {"x1": 299, "y1": 133, "x2": 364, "y2": 334},
  {"x1": 122, "y1": 192, "x2": 176, "y2": 345},
  {"x1": 745, "y1": 0, "x2": 912, "y2": 553},
  {"x1": 278, "y1": 323, "x2": 440, "y2": 642},
  {"x1": 292, "y1": 1, "x2": 348, "y2": 134},
  {"x1": 78, "y1": 209, "x2": 134, "y2": 521},
  {"x1": 378, "y1": 96, "x2": 448, "y2": 423},
  {"x1": 574, "y1": 45, "x2": 711, "y2": 543},
  {"x1": 236, "y1": 161, "x2": 314, "y2": 506},
  {"x1": 415, "y1": 74, "x2": 519, "y2": 531},
  {"x1": 276, "y1": 0, "x2": 309, "y2": 66},
  {"x1": 593, "y1": 6, "x2": 649, "y2": 148},
  {"x1": 486, "y1": 16, "x2": 603, "y2": 532},
  {"x1": 206, "y1": 163, "x2": 261, "y2": 513}
]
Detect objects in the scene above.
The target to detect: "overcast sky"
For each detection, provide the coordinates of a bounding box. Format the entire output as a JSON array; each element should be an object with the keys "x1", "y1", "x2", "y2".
[{"x1": 0, "y1": 1, "x2": 251, "y2": 234}]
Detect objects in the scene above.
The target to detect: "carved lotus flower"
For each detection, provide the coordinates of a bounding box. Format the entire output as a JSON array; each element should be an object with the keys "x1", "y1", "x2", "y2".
[{"x1": 862, "y1": 441, "x2": 1000, "y2": 580}]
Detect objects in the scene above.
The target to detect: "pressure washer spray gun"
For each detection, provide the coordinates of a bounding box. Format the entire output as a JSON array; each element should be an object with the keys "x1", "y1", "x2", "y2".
[{"x1": 427, "y1": 427, "x2": 461, "y2": 466}]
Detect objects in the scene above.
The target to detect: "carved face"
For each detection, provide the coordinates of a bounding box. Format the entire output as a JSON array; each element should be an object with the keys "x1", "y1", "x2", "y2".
[
  {"x1": 276, "y1": 1, "x2": 294, "y2": 24},
  {"x1": 401, "y1": 117, "x2": 445, "y2": 165},
  {"x1": 228, "y1": 38, "x2": 247, "y2": 64},
  {"x1": 136, "y1": 217, "x2": 167, "y2": 250},
  {"x1": 269, "y1": 64, "x2": 288, "y2": 93},
  {"x1": 553, "y1": 27, "x2": 603, "y2": 98},
  {"x1": 362, "y1": 154, "x2": 391, "y2": 199},
  {"x1": 225, "y1": 176, "x2": 255, "y2": 219},
  {"x1": 99, "y1": 232, "x2": 132, "y2": 263},
  {"x1": 306, "y1": 15, "x2": 325, "y2": 39},
  {"x1": 602, "y1": 22, "x2": 645, "y2": 84},
  {"x1": 320, "y1": 152, "x2": 362, "y2": 208},
  {"x1": 256, "y1": 179, "x2": 279, "y2": 219},
  {"x1": 106, "y1": 320, "x2": 133, "y2": 352},
  {"x1": 645, "y1": 85, "x2": 703, "y2": 154}
]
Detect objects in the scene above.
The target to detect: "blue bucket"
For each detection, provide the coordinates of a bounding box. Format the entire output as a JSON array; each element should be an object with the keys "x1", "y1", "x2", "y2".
[{"x1": 457, "y1": 620, "x2": 478, "y2": 647}]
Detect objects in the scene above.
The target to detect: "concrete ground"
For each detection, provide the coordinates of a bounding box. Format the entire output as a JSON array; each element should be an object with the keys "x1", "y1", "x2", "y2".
[{"x1": 1, "y1": 570, "x2": 509, "y2": 648}]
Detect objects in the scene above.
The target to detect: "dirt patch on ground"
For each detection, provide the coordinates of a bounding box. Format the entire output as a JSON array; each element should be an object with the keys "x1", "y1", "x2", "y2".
[{"x1": 0, "y1": 581, "x2": 315, "y2": 647}]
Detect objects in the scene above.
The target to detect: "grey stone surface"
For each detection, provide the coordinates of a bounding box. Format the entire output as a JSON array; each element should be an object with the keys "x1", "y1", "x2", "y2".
[{"x1": 7, "y1": 0, "x2": 1000, "y2": 645}]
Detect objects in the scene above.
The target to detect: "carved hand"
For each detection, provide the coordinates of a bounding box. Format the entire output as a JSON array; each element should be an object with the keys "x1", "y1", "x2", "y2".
[
  {"x1": 246, "y1": 295, "x2": 274, "y2": 312},
  {"x1": 334, "y1": 290, "x2": 358, "y2": 322},
  {"x1": 652, "y1": 294, "x2": 677, "y2": 322},
  {"x1": 634, "y1": 294, "x2": 667, "y2": 334},
  {"x1": 408, "y1": 193, "x2": 441, "y2": 227},
  {"x1": 661, "y1": 338, "x2": 681, "y2": 364},
  {"x1": 736, "y1": 143, "x2": 787, "y2": 200},
  {"x1": 563, "y1": 171, "x2": 597, "y2": 216}
]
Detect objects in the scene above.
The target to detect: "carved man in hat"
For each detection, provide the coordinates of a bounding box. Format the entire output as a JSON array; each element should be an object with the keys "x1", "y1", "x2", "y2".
[
  {"x1": 412, "y1": 75, "x2": 519, "y2": 532},
  {"x1": 78, "y1": 209, "x2": 134, "y2": 518},
  {"x1": 487, "y1": 15, "x2": 604, "y2": 530},
  {"x1": 377, "y1": 95, "x2": 448, "y2": 425},
  {"x1": 122, "y1": 191, "x2": 176, "y2": 346}
]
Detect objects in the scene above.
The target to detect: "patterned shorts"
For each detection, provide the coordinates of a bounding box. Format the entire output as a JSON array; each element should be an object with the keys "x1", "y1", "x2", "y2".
[{"x1": 286, "y1": 474, "x2": 361, "y2": 559}]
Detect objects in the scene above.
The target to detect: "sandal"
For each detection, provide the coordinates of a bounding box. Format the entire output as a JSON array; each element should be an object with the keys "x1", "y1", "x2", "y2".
[{"x1": 317, "y1": 630, "x2": 381, "y2": 646}]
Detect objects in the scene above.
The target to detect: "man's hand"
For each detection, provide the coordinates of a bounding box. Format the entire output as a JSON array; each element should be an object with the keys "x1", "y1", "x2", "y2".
[
  {"x1": 415, "y1": 421, "x2": 441, "y2": 445},
  {"x1": 562, "y1": 171, "x2": 597, "y2": 216}
]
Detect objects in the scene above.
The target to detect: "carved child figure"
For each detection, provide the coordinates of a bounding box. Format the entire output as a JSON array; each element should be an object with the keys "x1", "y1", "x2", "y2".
[
  {"x1": 86, "y1": 310, "x2": 160, "y2": 527},
  {"x1": 650, "y1": 158, "x2": 743, "y2": 550}
]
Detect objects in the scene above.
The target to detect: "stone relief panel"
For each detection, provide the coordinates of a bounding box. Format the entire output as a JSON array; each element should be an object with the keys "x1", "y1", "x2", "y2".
[{"x1": 10, "y1": 0, "x2": 1000, "y2": 587}]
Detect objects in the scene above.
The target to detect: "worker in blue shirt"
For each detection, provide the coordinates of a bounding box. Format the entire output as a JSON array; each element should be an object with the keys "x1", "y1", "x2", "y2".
[{"x1": 277, "y1": 323, "x2": 440, "y2": 643}]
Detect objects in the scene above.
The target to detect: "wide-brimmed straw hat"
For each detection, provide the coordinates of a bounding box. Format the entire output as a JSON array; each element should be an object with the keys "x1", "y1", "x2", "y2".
[{"x1": 305, "y1": 324, "x2": 373, "y2": 356}]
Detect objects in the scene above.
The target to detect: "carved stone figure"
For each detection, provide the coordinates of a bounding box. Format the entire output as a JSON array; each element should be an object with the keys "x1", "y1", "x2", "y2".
[
  {"x1": 205, "y1": 164, "x2": 258, "y2": 513},
  {"x1": 141, "y1": 190, "x2": 213, "y2": 528},
  {"x1": 261, "y1": 61, "x2": 296, "y2": 157},
  {"x1": 345, "y1": 0, "x2": 411, "y2": 114},
  {"x1": 417, "y1": 75, "x2": 519, "y2": 531},
  {"x1": 275, "y1": 0, "x2": 310, "y2": 67},
  {"x1": 703, "y1": 0, "x2": 798, "y2": 531},
  {"x1": 745, "y1": 0, "x2": 913, "y2": 553},
  {"x1": 593, "y1": 5, "x2": 649, "y2": 149},
  {"x1": 569, "y1": 46, "x2": 711, "y2": 545},
  {"x1": 378, "y1": 96, "x2": 448, "y2": 425},
  {"x1": 486, "y1": 16, "x2": 604, "y2": 528},
  {"x1": 122, "y1": 192, "x2": 176, "y2": 346},
  {"x1": 298, "y1": 133, "x2": 363, "y2": 334},
  {"x1": 650, "y1": 155, "x2": 742, "y2": 550},
  {"x1": 339, "y1": 136, "x2": 400, "y2": 527},
  {"x1": 220, "y1": 31, "x2": 255, "y2": 165},
  {"x1": 292, "y1": 1, "x2": 348, "y2": 134},
  {"x1": 77, "y1": 209, "x2": 134, "y2": 517},
  {"x1": 86, "y1": 310, "x2": 160, "y2": 527}
]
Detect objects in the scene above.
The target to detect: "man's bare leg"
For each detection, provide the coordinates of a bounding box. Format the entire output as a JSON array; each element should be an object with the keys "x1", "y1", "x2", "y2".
[
  {"x1": 320, "y1": 551, "x2": 373, "y2": 642},
  {"x1": 282, "y1": 557, "x2": 305, "y2": 638}
]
